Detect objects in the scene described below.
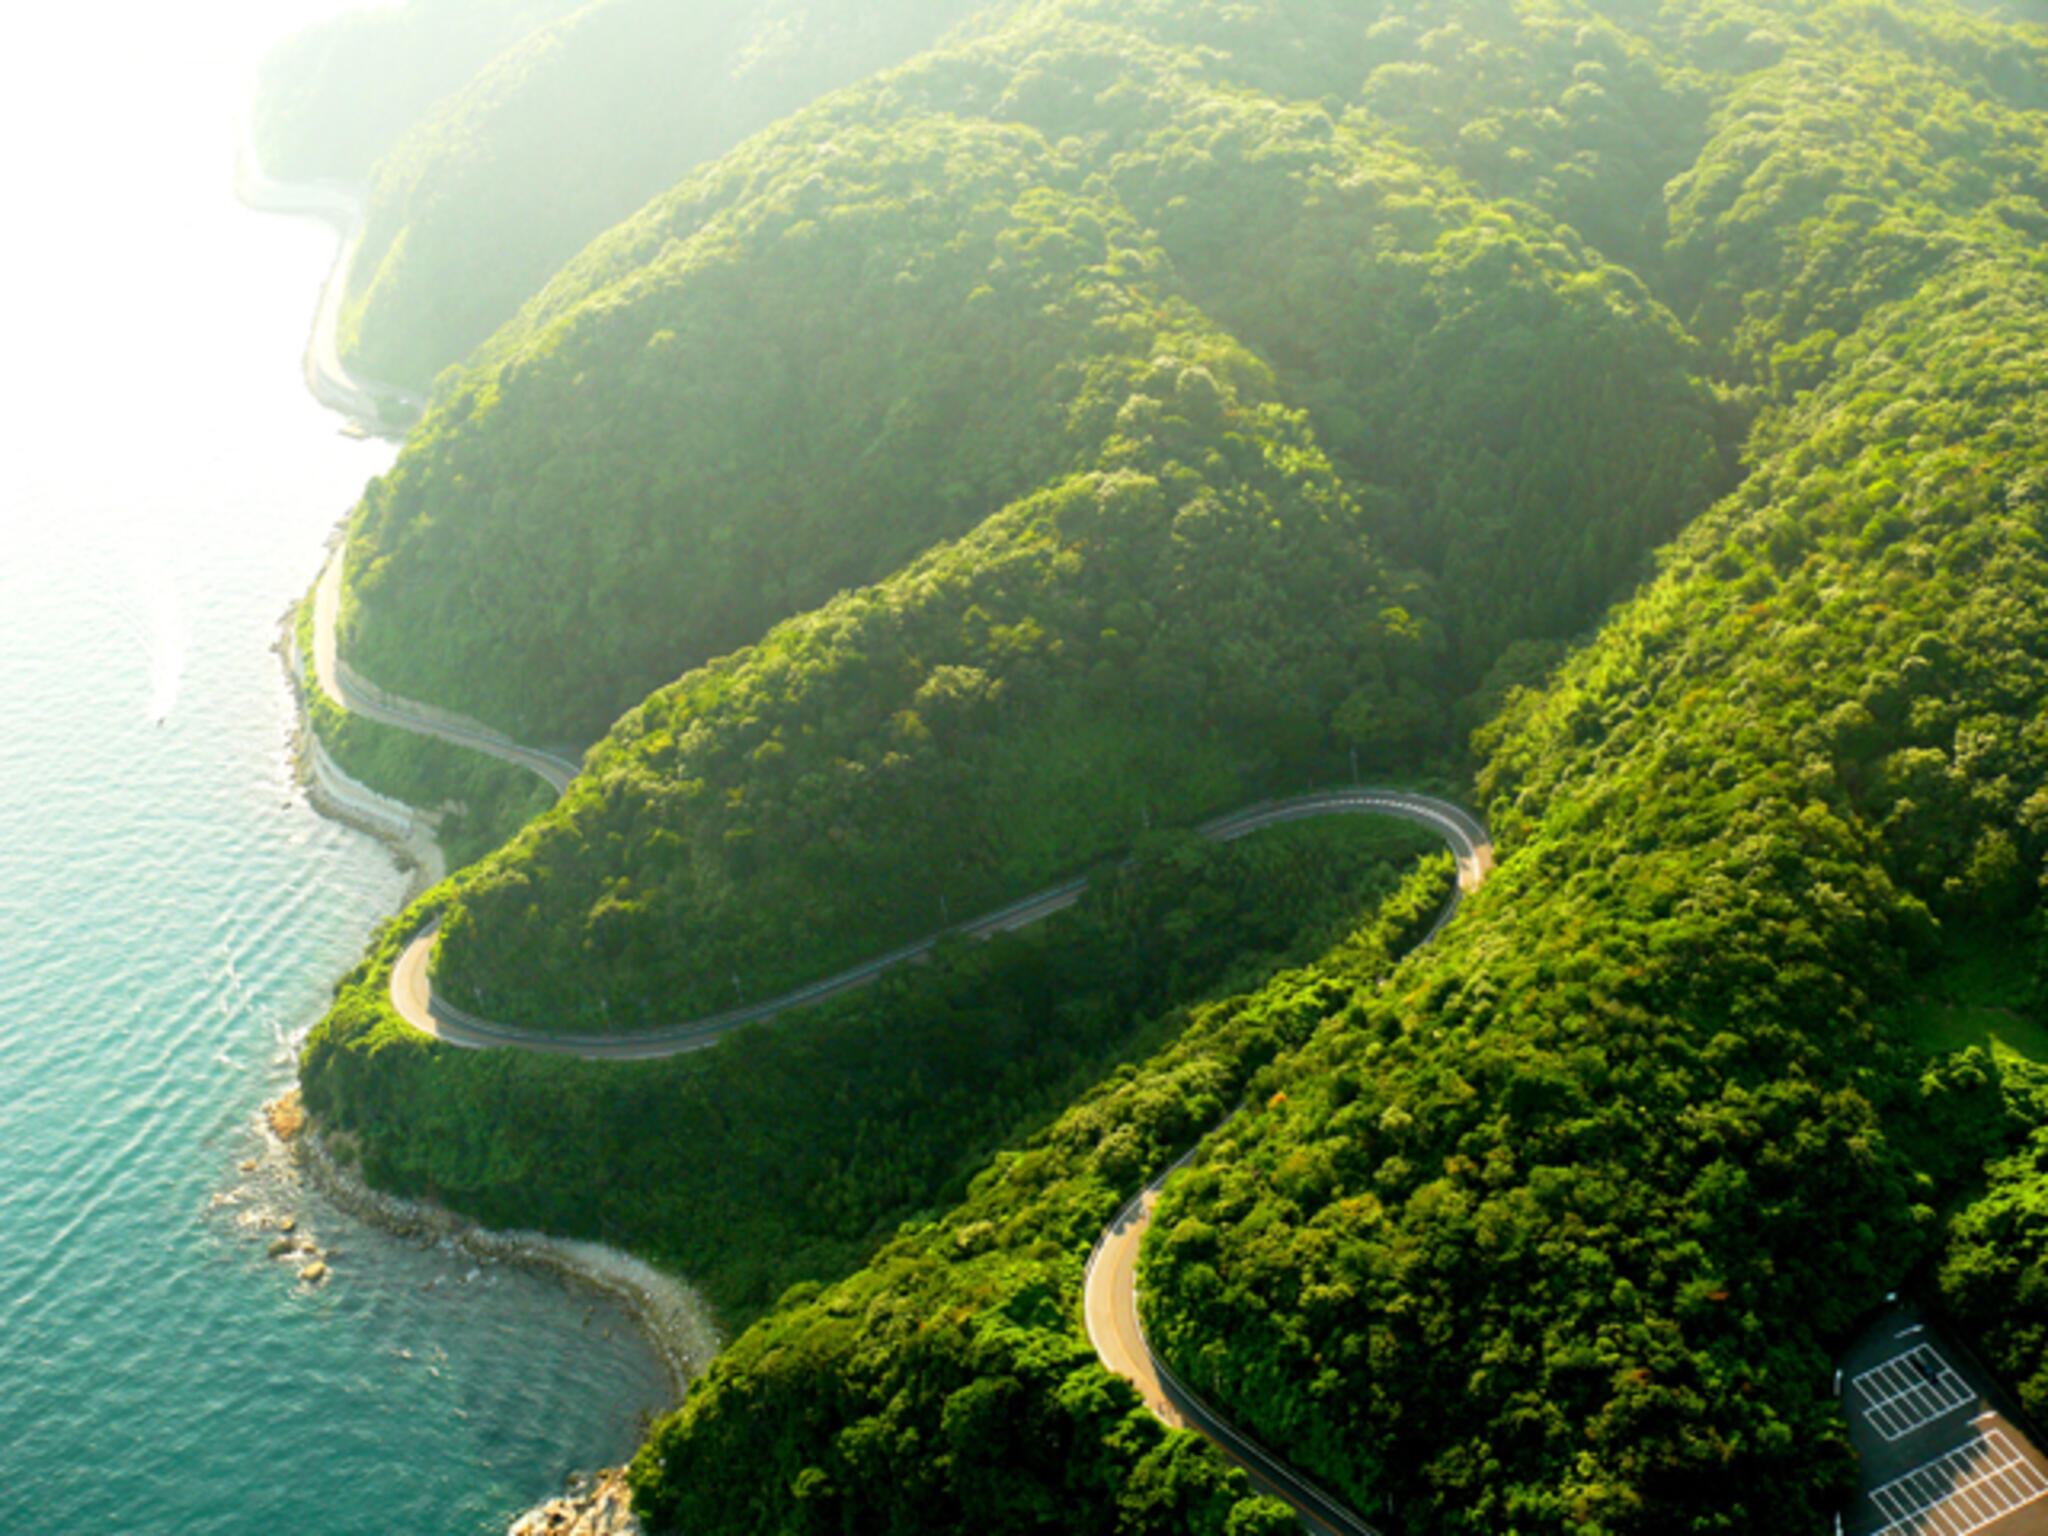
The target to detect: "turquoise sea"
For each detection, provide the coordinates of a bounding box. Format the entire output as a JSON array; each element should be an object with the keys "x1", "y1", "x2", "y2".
[{"x1": 0, "y1": 5, "x2": 670, "y2": 1531}]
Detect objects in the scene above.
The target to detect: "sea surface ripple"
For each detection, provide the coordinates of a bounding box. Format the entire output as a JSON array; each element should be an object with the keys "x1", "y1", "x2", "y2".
[{"x1": 0, "y1": 7, "x2": 669, "y2": 1530}]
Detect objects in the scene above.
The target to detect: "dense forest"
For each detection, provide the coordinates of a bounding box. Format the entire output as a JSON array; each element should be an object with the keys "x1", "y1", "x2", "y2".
[
  {"x1": 304, "y1": 817, "x2": 1443, "y2": 1319},
  {"x1": 257, "y1": 0, "x2": 988, "y2": 389},
  {"x1": 310, "y1": 0, "x2": 1730, "y2": 1035},
  {"x1": 267, "y1": 0, "x2": 2048, "y2": 1531},
  {"x1": 624, "y1": 861, "x2": 1454, "y2": 1536},
  {"x1": 250, "y1": 0, "x2": 579, "y2": 183},
  {"x1": 329, "y1": 56, "x2": 1719, "y2": 745}
]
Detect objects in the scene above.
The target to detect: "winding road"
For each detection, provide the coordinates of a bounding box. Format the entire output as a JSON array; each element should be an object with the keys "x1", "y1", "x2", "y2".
[
  {"x1": 305, "y1": 540, "x2": 1487, "y2": 1524},
  {"x1": 302, "y1": 554, "x2": 1493, "y2": 1070},
  {"x1": 235, "y1": 124, "x2": 426, "y2": 434},
  {"x1": 388, "y1": 787, "x2": 1488, "y2": 1059},
  {"x1": 1085, "y1": 794, "x2": 1491, "y2": 1536},
  {"x1": 264, "y1": 135, "x2": 1492, "y2": 1528}
]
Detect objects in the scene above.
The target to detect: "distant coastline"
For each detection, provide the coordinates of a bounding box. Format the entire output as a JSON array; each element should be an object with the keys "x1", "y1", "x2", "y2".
[
  {"x1": 233, "y1": 120, "x2": 425, "y2": 437},
  {"x1": 242, "y1": 128, "x2": 722, "y2": 1522}
]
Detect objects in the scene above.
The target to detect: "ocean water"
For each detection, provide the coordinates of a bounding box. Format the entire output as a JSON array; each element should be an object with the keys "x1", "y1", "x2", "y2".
[{"x1": 0, "y1": 5, "x2": 671, "y2": 1532}]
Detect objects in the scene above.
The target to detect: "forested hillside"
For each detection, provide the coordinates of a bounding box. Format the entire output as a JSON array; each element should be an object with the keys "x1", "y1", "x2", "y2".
[
  {"x1": 321, "y1": 0, "x2": 1728, "y2": 1037},
  {"x1": 336, "y1": 20, "x2": 1721, "y2": 744},
  {"x1": 250, "y1": 0, "x2": 578, "y2": 182},
  {"x1": 625, "y1": 861, "x2": 1454, "y2": 1536},
  {"x1": 324, "y1": 0, "x2": 987, "y2": 389},
  {"x1": 429, "y1": 315, "x2": 1439, "y2": 1028},
  {"x1": 1134, "y1": 3, "x2": 2048, "y2": 1529},
  {"x1": 276, "y1": 0, "x2": 2048, "y2": 1532},
  {"x1": 305, "y1": 818, "x2": 1443, "y2": 1319}
]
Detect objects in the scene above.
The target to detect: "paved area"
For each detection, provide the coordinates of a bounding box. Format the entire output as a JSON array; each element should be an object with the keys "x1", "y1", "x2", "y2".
[
  {"x1": 392, "y1": 788, "x2": 1489, "y2": 1059},
  {"x1": 312, "y1": 553, "x2": 579, "y2": 794},
  {"x1": 1083, "y1": 1186, "x2": 1184, "y2": 1429},
  {"x1": 1840, "y1": 1304, "x2": 2048, "y2": 1536},
  {"x1": 1867, "y1": 1430, "x2": 2048, "y2": 1535},
  {"x1": 1855, "y1": 1344, "x2": 1975, "y2": 1442}
]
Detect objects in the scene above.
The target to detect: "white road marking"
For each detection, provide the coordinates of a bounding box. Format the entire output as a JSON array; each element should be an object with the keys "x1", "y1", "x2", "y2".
[
  {"x1": 1853, "y1": 1346, "x2": 1973, "y2": 1441},
  {"x1": 1871, "y1": 1430, "x2": 2048, "y2": 1536}
]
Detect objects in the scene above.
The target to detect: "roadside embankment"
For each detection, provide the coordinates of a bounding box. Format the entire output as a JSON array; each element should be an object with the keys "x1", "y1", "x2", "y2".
[
  {"x1": 278, "y1": 597, "x2": 448, "y2": 899},
  {"x1": 235, "y1": 119, "x2": 425, "y2": 436}
]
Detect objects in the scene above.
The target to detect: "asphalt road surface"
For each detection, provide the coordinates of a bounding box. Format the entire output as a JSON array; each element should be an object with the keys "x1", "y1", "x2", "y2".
[
  {"x1": 1081, "y1": 792, "x2": 1491, "y2": 1536},
  {"x1": 312, "y1": 553, "x2": 580, "y2": 795},
  {"x1": 391, "y1": 787, "x2": 1492, "y2": 1060},
  {"x1": 236, "y1": 124, "x2": 426, "y2": 434},
  {"x1": 1839, "y1": 1301, "x2": 2048, "y2": 1536}
]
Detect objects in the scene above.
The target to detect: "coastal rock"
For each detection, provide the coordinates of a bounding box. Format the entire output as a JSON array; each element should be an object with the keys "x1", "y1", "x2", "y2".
[
  {"x1": 265, "y1": 1093, "x2": 305, "y2": 1142},
  {"x1": 298, "y1": 1260, "x2": 329, "y2": 1285},
  {"x1": 508, "y1": 1468, "x2": 640, "y2": 1536},
  {"x1": 291, "y1": 1122, "x2": 721, "y2": 1399},
  {"x1": 268, "y1": 1236, "x2": 296, "y2": 1258}
]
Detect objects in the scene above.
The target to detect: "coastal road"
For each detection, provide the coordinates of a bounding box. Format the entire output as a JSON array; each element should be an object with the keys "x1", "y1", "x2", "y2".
[
  {"x1": 1083, "y1": 792, "x2": 1494, "y2": 1536},
  {"x1": 387, "y1": 788, "x2": 1491, "y2": 1060},
  {"x1": 236, "y1": 123, "x2": 426, "y2": 434},
  {"x1": 250, "y1": 89, "x2": 1444, "y2": 1536},
  {"x1": 311, "y1": 553, "x2": 581, "y2": 795}
]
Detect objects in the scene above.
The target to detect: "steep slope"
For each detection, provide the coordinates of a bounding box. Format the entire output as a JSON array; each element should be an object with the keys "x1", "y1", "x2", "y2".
[
  {"x1": 429, "y1": 302, "x2": 1436, "y2": 1028},
  {"x1": 595, "y1": 3, "x2": 2048, "y2": 1534},
  {"x1": 250, "y1": 0, "x2": 578, "y2": 183},
  {"x1": 341, "y1": 122, "x2": 1194, "y2": 742},
  {"x1": 337, "y1": 8, "x2": 1721, "y2": 746},
  {"x1": 334, "y1": 0, "x2": 989, "y2": 389},
  {"x1": 283, "y1": 0, "x2": 2048, "y2": 1531}
]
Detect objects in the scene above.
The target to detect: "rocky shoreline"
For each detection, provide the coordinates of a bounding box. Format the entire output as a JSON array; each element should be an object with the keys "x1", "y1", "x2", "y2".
[
  {"x1": 267, "y1": 1092, "x2": 719, "y2": 1402},
  {"x1": 269, "y1": 724, "x2": 702, "y2": 1536},
  {"x1": 268, "y1": 527, "x2": 691, "y2": 1536},
  {"x1": 252, "y1": 141, "x2": 705, "y2": 1536},
  {"x1": 508, "y1": 1469, "x2": 643, "y2": 1536},
  {"x1": 268, "y1": 603, "x2": 722, "y2": 1400},
  {"x1": 264, "y1": 1093, "x2": 714, "y2": 1534}
]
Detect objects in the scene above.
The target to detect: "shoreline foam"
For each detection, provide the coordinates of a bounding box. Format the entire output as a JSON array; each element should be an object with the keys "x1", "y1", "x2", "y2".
[
  {"x1": 247, "y1": 126, "x2": 714, "y2": 1534},
  {"x1": 275, "y1": 588, "x2": 448, "y2": 900},
  {"x1": 271, "y1": 1092, "x2": 720, "y2": 1403}
]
